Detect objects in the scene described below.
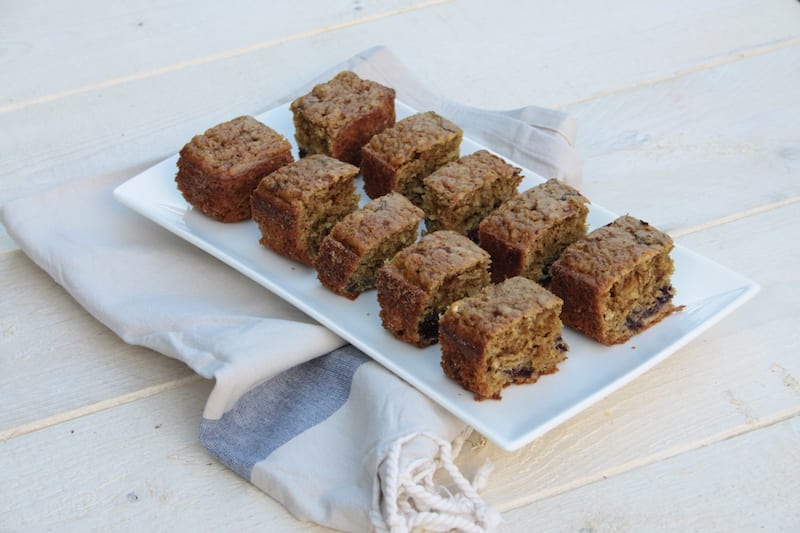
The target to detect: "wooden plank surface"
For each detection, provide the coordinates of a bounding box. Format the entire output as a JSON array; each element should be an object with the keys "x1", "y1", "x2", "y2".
[
  {"x1": 500, "y1": 416, "x2": 800, "y2": 531},
  {"x1": 569, "y1": 44, "x2": 800, "y2": 230},
  {"x1": 5, "y1": 0, "x2": 799, "y2": 112},
  {"x1": 0, "y1": 0, "x2": 444, "y2": 109},
  {"x1": 0, "y1": 379, "x2": 330, "y2": 532},
  {"x1": 2, "y1": 0, "x2": 799, "y2": 251},
  {"x1": 1, "y1": 0, "x2": 798, "y2": 530}
]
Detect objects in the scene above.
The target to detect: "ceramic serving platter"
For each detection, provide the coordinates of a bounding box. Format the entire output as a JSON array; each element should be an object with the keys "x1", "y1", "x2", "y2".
[{"x1": 114, "y1": 102, "x2": 759, "y2": 451}]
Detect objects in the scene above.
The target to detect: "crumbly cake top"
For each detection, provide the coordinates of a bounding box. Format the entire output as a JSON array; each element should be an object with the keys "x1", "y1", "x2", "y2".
[
  {"x1": 363, "y1": 111, "x2": 462, "y2": 167},
  {"x1": 183, "y1": 116, "x2": 291, "y2": 174},
  {"x1": 481, "y1": 179, "x2": 589, "y2": 242},
  {"x1": 289, "y1": 71, "x2": 395, "y2": 132},
  {"x1": 387, "y1": 230, "x2": 489, "y2": 291},
  {"x1": 425, "y1": 150, "x2": 522, "y2": 204},
  {"x1": 445, "y1": 276, "x2": 562, "y2": 331},
  {"x1": 253, "y1": 154, "x2": 358, "y2": 202},
  {"x1": 330, "y1": 192, "x2": 423, "y2": 253},
  {"x1": 555, "y1": 215, "x2": 674, "y2": 281}
]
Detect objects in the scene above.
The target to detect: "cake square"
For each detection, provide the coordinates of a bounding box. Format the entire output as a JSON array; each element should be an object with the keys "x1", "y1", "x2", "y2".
[
  {"x1": 440, "y1": 276, "x2": 568, "y2": 400},
  {"x1": 290, "y1": 71, "x2": 396, "y2": 165},
  {"x1": 175, "y1": 115, "x2": 293, "y2": 222},
  {"x1": 549, "y1": 215, "x2": 681, "y2": 345},
  {"x1": 478, "y1": 178, "x2": 589, "y2": 284},
  {"x1": 376, "y1": 230, "x2": 490, "y2": 347},
  {"x1": 250, "y1": 154, "x2": 359, "y2": 266},
  {"x1": 360, "y1": 111, "x2": 463, "y2": 207},
  {"x1": 314, "y1": 192, "x2": 424, "y2": 300},
  {"x1": 422, "y1": 150, "x2": 523, "y2": 237}
]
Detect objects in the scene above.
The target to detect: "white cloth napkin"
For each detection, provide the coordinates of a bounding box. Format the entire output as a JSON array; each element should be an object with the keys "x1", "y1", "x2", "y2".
[{"x1": 2, "y1": 47, "x2": 581, "y2": 532}]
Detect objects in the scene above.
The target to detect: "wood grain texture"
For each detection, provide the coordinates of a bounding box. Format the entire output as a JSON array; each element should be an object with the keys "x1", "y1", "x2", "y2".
[
  {"x1": 499, "y1": 416, "x2": 800, "y2": 531},
  {"x1": 4, "y1": 0, "x2": 797, "y2": 112},
  {"x1": 0, "y1": 0, "x2": 447, "y2": 109},
  {"x1": 568, "y1": 44, "x2": 800, "y2": 232}
]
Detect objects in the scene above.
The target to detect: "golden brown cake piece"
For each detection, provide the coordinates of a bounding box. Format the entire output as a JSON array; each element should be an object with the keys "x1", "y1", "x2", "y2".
[
  {"x1": 314, "y1": 192, "x2": 424, "y2": 300},
  {"x1": 550, "y1": 215, "x2": 681, "y2": 345},
  {"x1": 250, "y1": 155, "x2": 359, "y2": 266},
  {"x1": 360, "y1": 111, "x2": 463, "y2": 207},
  {"x1": 423, "y1": 150, "x2": 523, "y2": 237},
  {"x1": 376, "y1": 230, "x2": 490, "y2": 347},
  {"x1": 440, "y1": 277, "x2": 568, "y2": 400},
  {"x1": 175, "y1": 116, "x2": 293, "y2": 222},
  {"x1": 478, "y1": 178, "x2": 590, "y2": 284},
  {"x1": 290, "y1": 71, "x2": 396, "y2": 165}
]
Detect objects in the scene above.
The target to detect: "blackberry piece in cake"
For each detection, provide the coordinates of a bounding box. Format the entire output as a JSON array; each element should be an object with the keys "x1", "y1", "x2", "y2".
[
  {"x1": 376, "y1": 230, "x2": 490, "y2": 347},
  {"x1": 440, "y1": 276, "x2": 568, "y2": 400},
  {"x1": 550, "y1": 215, "x2": 681, "y2": 345}
]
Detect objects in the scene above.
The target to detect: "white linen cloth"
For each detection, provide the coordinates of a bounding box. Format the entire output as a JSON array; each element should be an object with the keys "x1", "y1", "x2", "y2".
[{"x1": 2, "y1": 47, "x2": 581, "y2": 532}]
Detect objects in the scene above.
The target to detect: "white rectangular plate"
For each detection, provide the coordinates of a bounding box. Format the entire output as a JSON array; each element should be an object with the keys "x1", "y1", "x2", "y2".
[{"x1": 114, "y1": 102, "x2": 759, "y2": 451}]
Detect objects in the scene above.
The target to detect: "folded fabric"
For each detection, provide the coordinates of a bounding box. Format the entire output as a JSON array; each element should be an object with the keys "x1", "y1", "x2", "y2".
[{"x1": 1, "y1": 46, "x2": 581, "y2": 532}]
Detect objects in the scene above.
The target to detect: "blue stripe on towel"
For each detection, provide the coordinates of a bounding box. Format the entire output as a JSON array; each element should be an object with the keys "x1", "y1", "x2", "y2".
[{"x1": 200, "y1": 345, "x2": 370, "y2": 480}]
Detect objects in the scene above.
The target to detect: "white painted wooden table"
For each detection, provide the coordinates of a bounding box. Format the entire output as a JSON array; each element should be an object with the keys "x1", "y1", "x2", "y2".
[{"x1": 2, "y1": 1, "x2": 799, "y2": 530}]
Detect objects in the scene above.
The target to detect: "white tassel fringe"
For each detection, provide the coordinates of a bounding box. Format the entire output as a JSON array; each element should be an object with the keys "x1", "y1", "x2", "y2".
[{"x1": 370, "y1": 430, "x2": 501, "y2": 533}]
